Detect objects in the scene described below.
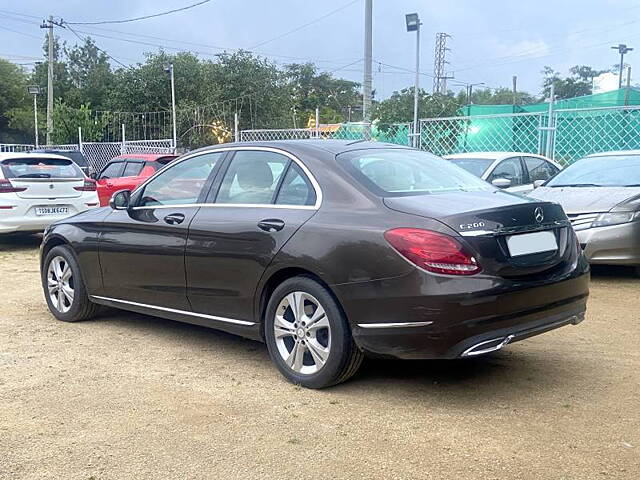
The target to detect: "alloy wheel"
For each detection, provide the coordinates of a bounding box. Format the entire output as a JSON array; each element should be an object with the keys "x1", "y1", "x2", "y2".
[
  {"x1": 273, "y1": 291, "x2": 331, "y2": 375},
  {"x1": 47, "y1": 256, "x2": 75, "y2": 313}
]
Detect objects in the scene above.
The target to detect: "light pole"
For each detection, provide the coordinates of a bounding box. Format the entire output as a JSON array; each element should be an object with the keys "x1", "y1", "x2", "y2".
[
  {"x1": 465, "y1": 82, "x2": 484, "y2": 104},
  {"x1": 406, "y1": 13, "x2": 421, "y2": 148},
  {"x1": 165, "y1": 63, "x2": 178, "y2": 151},
  {"x1": 27, "y1": 85, "x2": 40, "y2": 147},
  {"x1": 611, "y1": 44, "x2": 633, "y2": 89}
]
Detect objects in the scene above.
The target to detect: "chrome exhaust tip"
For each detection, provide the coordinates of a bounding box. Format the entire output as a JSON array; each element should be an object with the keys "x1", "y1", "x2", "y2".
[{"x1": 460, "y1": 334, "x2": 515, "y2": 358}]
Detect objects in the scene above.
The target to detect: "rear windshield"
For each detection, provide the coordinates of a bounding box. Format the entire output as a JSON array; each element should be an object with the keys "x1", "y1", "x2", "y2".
[
  {"x1": 448, "y1": 157, "x2": 494, "y2": 177},
  {"x1": 1, "y1": 157, "x2": 83, "y2": 179},
  {"x1": 546, "y1": 154, "x2": 640, "y2": 187},
  {"x1": 32, "y1": 150, "x2": 88, "y2": 167},
  {"x1": 338, "y1": 149, "x2": 491, "y2": 196}
]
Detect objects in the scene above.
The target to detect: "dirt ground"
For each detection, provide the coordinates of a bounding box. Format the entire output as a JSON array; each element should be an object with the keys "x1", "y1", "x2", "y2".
[{"x1": 0, "y1": 234, "x2": 638, "y2": 480}]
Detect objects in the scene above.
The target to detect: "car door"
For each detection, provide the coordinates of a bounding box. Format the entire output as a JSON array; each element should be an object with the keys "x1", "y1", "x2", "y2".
[
  {"x1": 98, "y1": 151, "x2": 226, "y2": 310},
  {"x1": 486, "y1": 156, "x2": 529, "y2": 193},
  {"x1": 118, "y1": 160, "x2": 146, "y2": 191},
  {"x1": 185, "y1": 148, "x2": 319, "y2": 323},
  {"x1": 96, "y1": 161, "x2": 125, "y2": 206},
  {"x1": 523, "y1": 156, "x2": 559, "y2": 189}
]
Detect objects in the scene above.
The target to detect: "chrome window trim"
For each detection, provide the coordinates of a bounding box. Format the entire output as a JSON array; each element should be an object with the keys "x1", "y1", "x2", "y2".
[
  {"x1": 356, "y1": 321, "x2": 434, "y2": 329},
  {"x1": 131, "y1": 146, "x2": 323, "y2": 211},
  {"x1": 90, "y1": 295, "x2": 256, "y2": 326}
]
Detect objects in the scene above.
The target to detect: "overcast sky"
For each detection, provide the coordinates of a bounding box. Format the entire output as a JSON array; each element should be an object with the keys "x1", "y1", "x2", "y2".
[{"x1": 2, "y1": 0, "x2": 639, "y2": 99}]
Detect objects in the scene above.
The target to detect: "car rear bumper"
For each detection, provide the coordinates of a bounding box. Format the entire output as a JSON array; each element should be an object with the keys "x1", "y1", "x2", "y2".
[
  {"x1": 0, "y1": 202, "x2": 98, "y2": 234},
  {"x1": 333, "y1": 264, "x2": 590, "y2": 360},
  {"x1": 576, "y1": 221, "x2": 640, "y2": 265}
]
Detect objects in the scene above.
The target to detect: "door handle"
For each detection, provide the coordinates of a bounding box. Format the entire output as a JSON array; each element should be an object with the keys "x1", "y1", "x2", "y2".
[
  {"x1": 164, "y1": 213, "x2": 185, "y2": 225},
  {"x1": 257, "y1": 218, "x2": 285, "y2": 232}
]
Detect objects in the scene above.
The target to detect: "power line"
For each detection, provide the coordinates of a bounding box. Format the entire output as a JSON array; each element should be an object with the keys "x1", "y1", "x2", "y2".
[
  {"x1": 65, "y1": 0, "x2": 212, "y2": 25},
  {"x1": 248, "y1": 0, "x2": 359, "y2": 50},
  {"x1": 64, "y1": 23, "x2": 130, "y2": 69},
  {"x1": 0, "y1": 23, "x2": 42, "y2": 40}
]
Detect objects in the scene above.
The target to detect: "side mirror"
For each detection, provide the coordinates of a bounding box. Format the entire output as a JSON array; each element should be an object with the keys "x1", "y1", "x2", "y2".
[
  {"x1": 109, "y1": 190, "x2": 131, "y2": 210},
  {"x1": 533, "y1": 179, "x2": 546, "y2": 189},
  {"x1": 491, "y1": 177, "x2": 512, "y2": 189}
]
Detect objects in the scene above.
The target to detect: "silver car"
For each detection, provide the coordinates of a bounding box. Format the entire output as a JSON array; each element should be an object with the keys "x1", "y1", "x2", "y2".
[
  {"x1": 528, "y1": 151, "x2": 640, "y2": 274},
  {"x1": 445, "y1": 152, "x2": 562, "y2": 194}
]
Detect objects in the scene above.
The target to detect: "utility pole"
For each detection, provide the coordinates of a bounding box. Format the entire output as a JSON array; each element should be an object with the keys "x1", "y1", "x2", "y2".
[
  {"x1": 433, "y1": 33, "x2": 453, "y2": 94},
  {"x1": 512, "y1": 75, "x2": 518, "y2": 105},
  {"x1": 466, "y1": 82, "x2": 484, "y2": 104},
  {"x1": 611, "y1": 44, "x2": 633, "y2": 89},
  {"x1": 165, "y1": 63, "x2": 178, "y2": 151},
  {"x1": 27, "y1": 86, "x2": 40, "y2": 147},
  {"x1": 362, "y1": 0, "x2": 373, "y2": 124},
  {"x1": 625, "y1": 66, "x2": 632, "y2": 105},
  {"x1": 40, "y1": 16, "x2": 58, "y2": 145},
  {"x1": 405, "y1": 13, "x2": 421, "y2": 148}
]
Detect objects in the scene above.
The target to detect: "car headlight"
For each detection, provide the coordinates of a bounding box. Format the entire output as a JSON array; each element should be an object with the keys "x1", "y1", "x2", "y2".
[{"x1": 591, "y1": 211, "x2": 639, "y2": 228}]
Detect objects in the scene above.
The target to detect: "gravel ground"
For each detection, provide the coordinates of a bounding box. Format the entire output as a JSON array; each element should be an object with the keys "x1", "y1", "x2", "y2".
[{"x1": 1, "y1": 233, "x2": 638, "y2": 480}]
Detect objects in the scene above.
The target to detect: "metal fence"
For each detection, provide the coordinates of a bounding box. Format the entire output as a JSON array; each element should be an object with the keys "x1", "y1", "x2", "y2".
[{"x1": 0, "y1": 139, "x2": 174, "y2": 172}]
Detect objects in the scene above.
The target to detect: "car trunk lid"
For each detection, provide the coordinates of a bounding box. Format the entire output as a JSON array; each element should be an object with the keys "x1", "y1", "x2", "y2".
[
  {"x1": 1, "y1": 156, "x2": 84, "y2": 199},
  {"x1": 383, "y1": 191, "x2": 573, "y2": 278}
]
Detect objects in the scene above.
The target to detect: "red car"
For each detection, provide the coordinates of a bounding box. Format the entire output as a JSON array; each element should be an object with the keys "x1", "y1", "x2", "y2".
[{"x1": 94, "y1": 154, "x2": 178, "y2": 206}]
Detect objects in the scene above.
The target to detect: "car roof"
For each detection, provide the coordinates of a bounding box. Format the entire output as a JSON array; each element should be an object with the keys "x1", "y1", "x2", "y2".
[
  {"x1": 445, "y1": 151, "x2": 545, "y2": 160},
  {"x1": 31, "y1": 148, "x2": 82, "y2": 154},
  {"x1": 586, "y1": 150, "x2": 640, "y2": 157},
  {"x1": 110, "y1": 153, "x2": 179, "y2": 161},
  {"x1": 0, "y1": 152, "x2": 75, "y2": 162},
  {"x1": 187, "y1": 139, "x2": 412, "y2": 157}
]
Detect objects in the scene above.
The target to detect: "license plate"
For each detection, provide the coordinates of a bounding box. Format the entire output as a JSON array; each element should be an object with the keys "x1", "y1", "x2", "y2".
[
  {"x1": 35, "y1": 206, "x2": 69, "y2": 216},
  {"x1": 506, "y1": 231, "x2": 558, "y2": 257}
]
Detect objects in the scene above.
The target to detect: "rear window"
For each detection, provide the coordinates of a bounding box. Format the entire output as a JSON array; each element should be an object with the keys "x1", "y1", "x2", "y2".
[
  {"x1": 338, "y1": 149, "x2": 491, "y2": 196},
  {"x1": 1, "y1": 157, "x2": 83, "y2": 179}
]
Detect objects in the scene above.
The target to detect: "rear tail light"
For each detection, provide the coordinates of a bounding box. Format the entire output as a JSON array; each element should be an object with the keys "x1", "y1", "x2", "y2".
[
  {"x1": 384, "y1": 228, "x2": 481, "y2": 275},
  {"x1": 0, "y1": 179, "x2": 27, "y2": 193},
  {"x1": 74, "y1": 179, "x2": 97, "y2": 192}
]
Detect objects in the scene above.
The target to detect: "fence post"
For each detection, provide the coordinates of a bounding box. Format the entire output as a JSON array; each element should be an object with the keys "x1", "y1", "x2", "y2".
[
  {"x1": 315, "y1": 107, "x2": 320, "y2": 138},
  {"x1": 121, "y1": 123, "x2": 126, "y2": 155},
  {"x1": 545, "y1": 83, "x2": 555, "y2": 158},
  {"x1": 78, "y1": 126, "x2": 83, "y2": 153},
  {"x1": 234, "y1": 112, "x2": 239, "y2": 142}
]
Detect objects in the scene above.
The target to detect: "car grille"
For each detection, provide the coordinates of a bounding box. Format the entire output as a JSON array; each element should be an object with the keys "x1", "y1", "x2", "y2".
[{"x1": 567, "y1": 213, "x2": 600, "y2": 231}]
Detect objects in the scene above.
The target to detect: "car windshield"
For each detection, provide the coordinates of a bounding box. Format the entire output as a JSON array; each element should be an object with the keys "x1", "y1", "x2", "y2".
[
  {"x1": 1, "y1": 157, "x2": 83, "y2": 179},
  {"x1": 338, "y1": 149, "x2": 492, "y2": 196},
  {"x1": 448, "y1": 157, "x2": 494, "y2": 177},
  {"x1": 546, "y1": 154, "x2": 640, "y2": 187}
]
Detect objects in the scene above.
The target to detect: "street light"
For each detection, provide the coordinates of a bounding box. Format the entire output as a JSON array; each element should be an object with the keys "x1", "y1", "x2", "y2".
[
  {"x1": 27, "y1": 85, "x2": 40, "y2": 147},
  {"x1": 406, "y1": 13, "x2": 421, "y2": 148},
  {"x1": 611, "y1": 44, "x2": 633, "y2": 89},
  {"x1": 164, "y1": 63, "x2": 177, "y2": 152}
]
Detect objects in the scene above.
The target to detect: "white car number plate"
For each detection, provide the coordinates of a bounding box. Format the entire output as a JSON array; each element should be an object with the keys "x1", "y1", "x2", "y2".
[
  {"x1": 506, "y1": 231, "x2": 557, "y2": 257},
  {"x1": 35, "y1": 206, "x2": 69, "y2": 216}
]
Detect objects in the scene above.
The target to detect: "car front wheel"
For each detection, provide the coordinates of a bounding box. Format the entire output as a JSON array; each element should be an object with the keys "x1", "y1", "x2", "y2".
[
  {"x1": 264, "y1": 276, "x2": 364, "y2": 388},
  {"x1": 42, "y1": 245, "x2": 99, "y2": 322}
]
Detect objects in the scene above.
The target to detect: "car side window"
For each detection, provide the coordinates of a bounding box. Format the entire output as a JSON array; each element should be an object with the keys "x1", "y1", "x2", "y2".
[
  {"x1": 99, "y1": 162, "x2": 124, "y2": 180},
  {"x1": 215, "y1": 150, "x2": 289, "y2": 205},
  {"x1": 488, "y1": 157, "x2": 524, "y2": 186},
  {"x1": 123, "y1": 161, "x2": 144, "y2": 177},
  {"x1": 137, "y1": 152, "x2": 223, "y2": 207},
  {"x1": 524, "y1": 156, "x2": 558, "y2": 182},
  {"x1": 276, "y1": 163, "x2": 316, "y2": 206}
]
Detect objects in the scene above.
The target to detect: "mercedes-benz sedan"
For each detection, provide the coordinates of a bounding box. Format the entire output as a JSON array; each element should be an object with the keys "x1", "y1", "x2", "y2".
[
  {"x1": 40, "y1": 141, "x2": 589, "y2": 388},
  {"x1": 529, "y1": 150, "x2": 640, "y2": 274}
]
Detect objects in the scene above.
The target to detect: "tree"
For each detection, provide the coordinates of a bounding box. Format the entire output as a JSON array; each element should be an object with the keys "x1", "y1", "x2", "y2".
[
  {"x1": 373, "y1": 88, "x2": 461, "y2": 124},
  {"x1": 0, "y1": 59, "x2": 31, "y2": 143},
  {"x1": 65, "y1": 38, "x2": 114, "y2": 108},
  {"x1": 456, "y1": 87, "x2": 539, "y2": 106},
  {"x1": 542, "y1": 65, "x2": 606, "y2": 99}
]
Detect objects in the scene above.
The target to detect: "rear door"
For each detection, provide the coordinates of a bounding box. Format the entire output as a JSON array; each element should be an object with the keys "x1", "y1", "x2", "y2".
[
  {"x1": 185, "y1": 148, "x2": 319, "y2": 322},
  {"x1": 96, "y1": 161, "x2": 125, "y2": 205},
  {"x1": 98, "y1": 151, "x2": 225, "y2": 309}
]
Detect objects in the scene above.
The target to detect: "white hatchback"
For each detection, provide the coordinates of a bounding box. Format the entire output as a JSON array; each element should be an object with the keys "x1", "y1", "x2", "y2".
[{"x1": 0, "y1": 152, "x2": 99, "y2": 234}]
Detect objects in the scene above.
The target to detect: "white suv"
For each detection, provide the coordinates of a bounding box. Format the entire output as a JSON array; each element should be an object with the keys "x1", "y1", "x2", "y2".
[{"x1": 0, "y1": 153, "x2": 99, "y2": 234}]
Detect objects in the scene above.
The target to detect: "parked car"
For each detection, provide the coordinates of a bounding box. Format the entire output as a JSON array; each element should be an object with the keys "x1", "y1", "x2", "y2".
[
  {"x1": 31, "y1": 149, "x2": 92, "y2": 176},
  {"x1": 528, "y1": 150, "x2": 640, "y2": 274},
  {"x1": 94, "y1": 154, "x2": 178, "y2": 206},
  {"x1": 40, "y1": 141, "x2": 589, "y2": 388},
  {"x1": 0, "y1": 152, "x2": 98, "y2": 234},
  {"x1": 445, "y1": 152, "x2": 561, "y2": 194}
]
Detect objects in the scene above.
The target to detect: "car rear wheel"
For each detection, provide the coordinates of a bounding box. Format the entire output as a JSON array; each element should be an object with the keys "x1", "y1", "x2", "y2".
[
  {"x1": 264, "y1": 276, "x2": 364, "y2": 388},
  {"x1": 42, "y1": 245, "x2": 99, "y2": 322}
]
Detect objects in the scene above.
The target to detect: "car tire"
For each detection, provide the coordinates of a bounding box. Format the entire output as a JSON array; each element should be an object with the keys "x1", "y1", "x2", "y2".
[
  {"x1": 42, "y1": 245, "x2": 100, "y2": 322},
  {"x1": 264, "y1": 276, "x2": 364, "y2": 389}
]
